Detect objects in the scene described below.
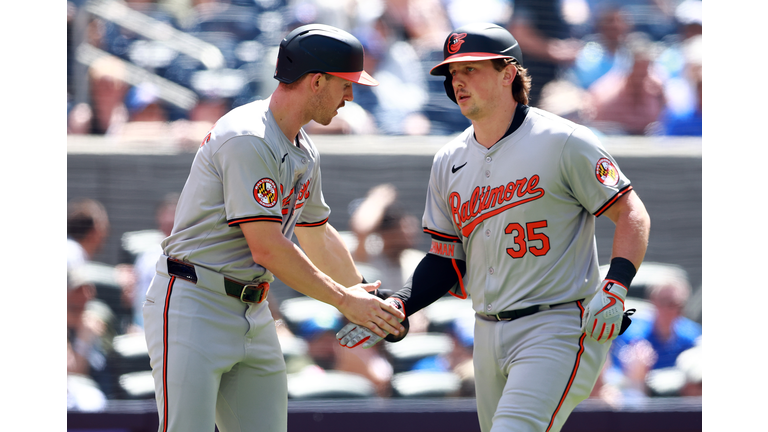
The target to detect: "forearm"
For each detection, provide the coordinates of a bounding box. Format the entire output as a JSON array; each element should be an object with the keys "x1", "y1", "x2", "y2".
[
  {"x1": 608, "y1": 192, "x2": 651, "y2": 269},
  {"x1": 392, "y1": 254, "x2": 464, "y2": 317},
  {"x1": 253, "y1": 230, "x2": 348, "y2": 307}
]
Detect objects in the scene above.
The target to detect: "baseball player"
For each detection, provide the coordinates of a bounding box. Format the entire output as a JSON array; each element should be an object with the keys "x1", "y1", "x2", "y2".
[
  {"x1": 142, "y1": 24, "x2": 405, "y2": 432},
  {"x1": 337, "y1": 23, "x2": 651, "y2": 432}
]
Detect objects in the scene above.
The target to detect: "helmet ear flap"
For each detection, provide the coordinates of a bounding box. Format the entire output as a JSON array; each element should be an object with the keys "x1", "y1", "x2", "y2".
[{"x1": 443, "y1": 75, "x2": 457, "y2": 104}]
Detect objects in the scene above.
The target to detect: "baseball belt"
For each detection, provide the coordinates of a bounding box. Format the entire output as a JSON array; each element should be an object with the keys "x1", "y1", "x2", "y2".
[
  {"x1": 166, "y1": 257, "x2": 270, "y2": 304},
  {"x1": 476, "y1": 300, "x2": 580, "y2": 322}
]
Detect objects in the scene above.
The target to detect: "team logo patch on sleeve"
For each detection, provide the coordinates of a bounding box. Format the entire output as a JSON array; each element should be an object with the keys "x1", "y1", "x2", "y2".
[
  {"x1": 595, "y1": 158, "x2": 620, "y2": 186},
  {"x1": 253, "y1": 178, "x2": 278, "y2": 208}
]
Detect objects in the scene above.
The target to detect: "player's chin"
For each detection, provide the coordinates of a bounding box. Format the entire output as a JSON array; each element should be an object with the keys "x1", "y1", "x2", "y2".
[{"x1": 314, "y1": 114, "x2": 335, "y2": 126}]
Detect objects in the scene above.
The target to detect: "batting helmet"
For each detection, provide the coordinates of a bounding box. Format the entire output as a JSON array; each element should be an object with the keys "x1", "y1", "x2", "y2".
[
  {"x1": 274, "y1": 24, "x2": 378, "y2": 86},
  {"x1": 430, "y1": 23, "x2": 523, "y2": 103}
]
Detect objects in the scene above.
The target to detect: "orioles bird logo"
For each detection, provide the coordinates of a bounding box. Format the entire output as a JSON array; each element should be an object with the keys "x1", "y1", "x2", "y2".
[
  {"x1": 254, "y1": 178, "x2": 278, "y2": 208},
  {"x1": 447, "y1": 33, "x2": 467, "y2": 54}
]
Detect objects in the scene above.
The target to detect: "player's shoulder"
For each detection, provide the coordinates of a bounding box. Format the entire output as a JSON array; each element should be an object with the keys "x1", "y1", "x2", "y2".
[
  {"x1": 202, "y1": 99, "x2": 277, "y2": 153},
  {"x1": 527, "y1": 107, "x2": 587, "y2": 135},
  {"x1": 213, "y1": 99, "x2": 271, "y2": 140},
  {"x1": 527, "y1": 107, "x2": 602, "y2": 147},
  {"x1": 432, "y1": 127, "x2": 473, "y2": 164}
]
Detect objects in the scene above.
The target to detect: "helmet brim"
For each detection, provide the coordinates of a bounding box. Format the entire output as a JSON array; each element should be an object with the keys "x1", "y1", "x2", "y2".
[
  {"x1": 430, "y1": 52, "x2": 514, "y2": 76},
  {"x1": 327, "y1": 70, "x2": 379, "y2": 86}
]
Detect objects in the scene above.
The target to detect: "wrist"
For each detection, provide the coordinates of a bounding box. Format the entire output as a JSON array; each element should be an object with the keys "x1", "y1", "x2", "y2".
[{"x1": 605, "y1": 257, "x2": 636, "y2": 289}]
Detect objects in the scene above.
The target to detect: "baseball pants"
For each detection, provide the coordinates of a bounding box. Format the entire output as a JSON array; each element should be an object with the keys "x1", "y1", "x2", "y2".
[
  {"x1": 473, "y1": 301, "x2": 610, "y2": 432},
  {"x1": 143, "y1": 257, "x2": 287, "y2": 432}
]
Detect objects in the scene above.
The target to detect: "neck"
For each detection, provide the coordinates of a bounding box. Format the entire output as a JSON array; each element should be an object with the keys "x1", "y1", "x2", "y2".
[
  {"x1": 268, "y1": 87, "x2": 310, "y2": 142},
  {"x1": 472, "y1": 100, "x2": 517, "y2": 148}
]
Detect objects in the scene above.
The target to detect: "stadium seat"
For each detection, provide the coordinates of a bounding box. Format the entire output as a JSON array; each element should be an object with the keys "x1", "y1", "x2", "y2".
[
  {"x1": 80, "y1": 261, "x2": 133, "y2": 333},
  {"x1": 390, "y1": 370, "x2": 461, "y2": 398},
  {"x1": 118, "y1": 370, "x2": 156, "y2": 400},
  {"x1": 278, "y1": 296, "x2": 342, "y2": 337},
  {"x1": 422, "y1": 296, "x2": 476, "y2": 334},
  {"x1": 383, "y1": 333, "x2": 454, "y2": 373},
  {"x1": 287, "y1": 370, "x2": 376, "y2": 399}
]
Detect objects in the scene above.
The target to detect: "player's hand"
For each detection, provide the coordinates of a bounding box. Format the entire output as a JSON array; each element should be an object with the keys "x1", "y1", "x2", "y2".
[
  {"x1": 337, "y1": 281, "x2": 405, "y2": 339},
  {"x1": 337, "y1": 297, "x2": 406, "y2": 348},
  {"x1": 581, "y1": 279, "x2": 627, "y2": 344}
]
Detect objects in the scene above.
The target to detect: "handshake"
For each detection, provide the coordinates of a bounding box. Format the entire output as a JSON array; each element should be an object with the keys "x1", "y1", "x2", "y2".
[{"x1": 337, "y1": 296, "x2": 410, "y2": 349}]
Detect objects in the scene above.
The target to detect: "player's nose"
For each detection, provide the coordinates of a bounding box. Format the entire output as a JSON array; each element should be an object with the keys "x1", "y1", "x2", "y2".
[{"x1": 345, "y1": 86, "x2": 354, "y2": 101}]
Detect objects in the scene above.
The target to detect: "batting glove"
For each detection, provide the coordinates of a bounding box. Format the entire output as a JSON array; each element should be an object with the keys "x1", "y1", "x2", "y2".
[
  {"x1": 581, "y1": 279, "x2": 627, "y2": 344},
  {"x1": 337, "y1": 297, "x2": 407, "y2": 349}
]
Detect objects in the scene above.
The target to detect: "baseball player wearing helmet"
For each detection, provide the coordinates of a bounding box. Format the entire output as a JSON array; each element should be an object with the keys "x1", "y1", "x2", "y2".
[
  {"x1": 142, "y1": 24, "x2": 405, "y2": 432},
  {"x1": 337, "y1": 23, "x2": 651, "y2": 432}
]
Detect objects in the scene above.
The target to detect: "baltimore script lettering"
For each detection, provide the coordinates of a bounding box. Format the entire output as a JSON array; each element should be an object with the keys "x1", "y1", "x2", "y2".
[{"x1": 449, "y1": 175, "x2": 545, "y2": 237}]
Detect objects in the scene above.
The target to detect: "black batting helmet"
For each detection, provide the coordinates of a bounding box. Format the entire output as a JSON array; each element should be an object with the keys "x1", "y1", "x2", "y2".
[
  {"x1": 430, "y1": 23, "x2": 523, "y2": 103},
  {"x1": 274, "y1": 24, "x2": 378, "y2": 86}
]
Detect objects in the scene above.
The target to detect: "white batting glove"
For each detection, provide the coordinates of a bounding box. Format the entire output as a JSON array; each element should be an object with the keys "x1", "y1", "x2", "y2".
[
  {"x1": 337, "y1": 297, "x2": 405, "y2": 349},
  {"x1": 581, "y1": 279, "x2": 627, "y2": 344}
]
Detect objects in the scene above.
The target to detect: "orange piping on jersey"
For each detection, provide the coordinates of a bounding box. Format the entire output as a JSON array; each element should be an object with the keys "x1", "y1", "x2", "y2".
[
  {"x1": 546, "y1": 332, "x2": 587, "y2": 432},
  {"x1": 161, "y1": 276, "x2": 176, "y2": 432},
  {"x1": 296, "y1": 217, "x2": 329, "y2": 227},
  {"x1": 460, "y1": 192, "x2": 545, "y2": 237},
  {"x1": 448, "y1": 259, "x2": 467, "y2": 299},
  {"x1": 423, "y1": 228, "x2": 461, "y2": 242},
  {"x1": 594, "y1": 185, "x2": 633, "y2": 217},
  {"x1": 228, "y1": 216, "x2": 282, "y2": 226}
]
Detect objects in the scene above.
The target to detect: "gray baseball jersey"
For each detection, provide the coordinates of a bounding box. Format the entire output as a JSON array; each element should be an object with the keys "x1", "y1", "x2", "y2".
[
  {"x1": 162, "y1": 97, "x2": 331, "y2": 283},
  {"x1": 144, "y1": 97, "x2": 330, "y2": 432},
  {"x1": 422, "y1": 106, "x2": 631, "y2": 432},
  {"x1": 423, "y1": 107, "x2": 631, "y2": 314}
]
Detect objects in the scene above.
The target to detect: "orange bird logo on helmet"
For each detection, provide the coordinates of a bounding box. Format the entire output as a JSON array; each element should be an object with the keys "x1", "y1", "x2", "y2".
[{"x1": 447, "y1": 33, "x2": 467, "y2": 54}]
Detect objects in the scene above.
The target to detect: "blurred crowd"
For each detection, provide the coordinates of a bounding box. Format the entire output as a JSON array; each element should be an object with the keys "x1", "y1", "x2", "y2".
[
  {"x1": 67, "y1": 0, "x2": 703, "y2": 148},
  {"x1": 67, "y1": 183, "x2": 701, "y2": 410}
]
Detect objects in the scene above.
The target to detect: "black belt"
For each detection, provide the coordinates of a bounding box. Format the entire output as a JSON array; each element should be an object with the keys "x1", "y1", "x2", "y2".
[
  {"x1": 476, "y1": 300, "x2": 579, "y2": 322},
  {"x1": 166, "y1": 258, "x2": 269, "y2": 304}
]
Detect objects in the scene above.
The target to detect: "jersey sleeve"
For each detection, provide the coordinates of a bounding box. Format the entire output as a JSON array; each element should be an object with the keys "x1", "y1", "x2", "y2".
[
  {"x1": 422, "y1": 154, "x2": 465, "y2": 248},
  {"x1": 213, "y1": 136, "x2": 284, "y2": 226},
  {"x1": 560, "y1": 126, "x2": 633, "y2": 216},
  {"x1": 296, "y1": 153, "x2": 331, "y2": 227}
]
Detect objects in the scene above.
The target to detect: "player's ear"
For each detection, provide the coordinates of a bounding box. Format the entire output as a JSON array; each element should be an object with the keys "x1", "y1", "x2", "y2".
[
  {"x1": 309, "y1": 72, "x2": 327, "y2": 93},
  {"x1": 502, "y1": 63, "x2": 517, "y2": 86}
]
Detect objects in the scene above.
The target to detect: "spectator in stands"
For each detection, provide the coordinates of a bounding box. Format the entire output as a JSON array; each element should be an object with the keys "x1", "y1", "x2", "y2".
[
  {"x1": 67, "y1": 267, "x2": 112, "y2": 409},
  {"x1": 655, "y1": 0, "x2": 702, "y2": 81},
  {"x1": 123, "y1": 193, "x2": 179, "y2": 332},
  {"x1": 298, "y1": 313, "x2": 395, "y2": 397},
  {"x1": 88, "y1": 56, "x2": 131, "y2": 135},
  {"x1": 608, "y1": 276, "x2": 702, "y2": 397},
  {"x1": 566, "y1": 5, "x2": 634, "y2": 90},
  {"x1": 348, "y1": 184, "x2": 424, "y2": 290},
  {"x1": 587, "y1": 33, "x2": 666, "y2": 135},
  {"x1": 101, "y1": 0, "x2": 180, "y2": 70},
  {"x1": 350, "y1": 12, "x2": 432, "y2": 135},
  {"x1": 657, "y1": 35, "x2": 701, "y2": 136},
  {"x1": 67, "y1": 198, "x2": 111, "y2": 270},
  {"x1": 506, "y1": 0, "x2": 583, "y2": 106}
]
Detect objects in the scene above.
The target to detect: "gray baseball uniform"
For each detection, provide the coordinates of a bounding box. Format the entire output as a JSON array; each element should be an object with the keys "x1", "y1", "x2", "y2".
[
  {"x1": 423, "y1": 105, "x2": 632, "y2": 432},
  {"x1": 143, "y1": 97, "x2": 330, "y2": 432}
]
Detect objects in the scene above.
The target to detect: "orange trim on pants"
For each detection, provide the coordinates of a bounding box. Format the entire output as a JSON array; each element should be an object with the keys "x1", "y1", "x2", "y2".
[
  {"x1": 162, "y1": 276, "x2": 176, "y2": 432},
  {"x1": 545, "y1": 301, "x2": 587, "y2": 431}
]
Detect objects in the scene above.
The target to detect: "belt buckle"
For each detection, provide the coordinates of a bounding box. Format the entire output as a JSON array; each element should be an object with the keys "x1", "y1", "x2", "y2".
[
  {"x1": 241, "y1": 282, "x2": 270, "y2": 303},
  {"x1": 493, "y1": 314, "x2": 507, "y2": 321}
]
